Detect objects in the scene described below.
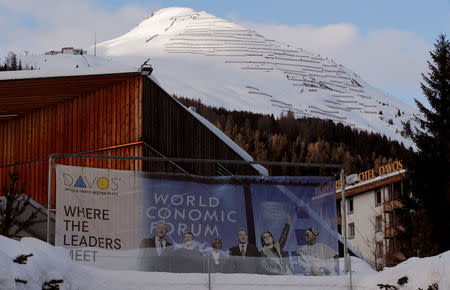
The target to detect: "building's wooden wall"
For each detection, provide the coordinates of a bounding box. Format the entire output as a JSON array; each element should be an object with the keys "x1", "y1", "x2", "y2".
[
  {"x1": 1, "y1": 74, "x2": 261, "y2": 208},
  {"x1": 142, "y1": 77, "x2": 259, "y2": 176},
  {"x1": 0, "y1": 76, "x2": 143, "y2": 205}
]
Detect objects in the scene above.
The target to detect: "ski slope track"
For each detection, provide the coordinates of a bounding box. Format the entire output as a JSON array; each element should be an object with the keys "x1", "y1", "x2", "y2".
[{"x1": 27, "y1": 7, "x2": 420, "y2": 148}]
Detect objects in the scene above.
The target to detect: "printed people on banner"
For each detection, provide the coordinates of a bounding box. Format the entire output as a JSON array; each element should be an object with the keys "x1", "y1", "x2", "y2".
[
  {"x1": 229, "y1": 229, "x2": 260, "y2": 257},
  {"x1": 173, "y1": 231, "x2": 203, "y2": 273},
  {"x1": 177, "y1": 232, "x2": 202, "y2": 256},
  {"x1": 138, "y1": 222, "x2": 338, "y2": 276},
  {"x1": 209, "y1": 238, "x2": 229, "y2": 273},
  {"x1": 138, "y1": 221, "x2": 173, "y2": 271},
  {"x1": 229, "y1": 228, "x2": 260, "y2": 273},
  {"x1": 139, "y1": 221, "x2": 172, "y2": 254},
  {"x1": 259, "y1": 214, "x2": 293, "y2": 275},
  {"x1": 296, "y1": 227, "x2": 338, "y2": 276}
]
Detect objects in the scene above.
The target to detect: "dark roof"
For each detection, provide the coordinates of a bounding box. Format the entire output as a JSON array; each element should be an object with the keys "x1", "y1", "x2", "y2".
[{"x1": 0, "y1": 70, "x2": 140, "y2": 119}]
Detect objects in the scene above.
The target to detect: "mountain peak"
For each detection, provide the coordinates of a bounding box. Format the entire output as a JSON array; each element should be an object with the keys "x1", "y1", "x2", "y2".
[
  {"x1": 150, "y1": 7, "x2": 197, "y2": 17},
  {"x1": 138, "y1": 7, "x2": 201, "y2": 27}
]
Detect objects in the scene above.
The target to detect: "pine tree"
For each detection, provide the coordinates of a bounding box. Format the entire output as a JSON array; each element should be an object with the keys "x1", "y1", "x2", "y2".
[
  {"x1": 409, "y1": 210, "x2": 438, "y2": 257},
  {"x1": 407, "y1": 34, "x2": 450, "y2": 253}
]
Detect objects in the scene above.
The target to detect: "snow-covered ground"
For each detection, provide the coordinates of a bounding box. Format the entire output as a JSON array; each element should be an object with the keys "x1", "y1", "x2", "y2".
[{"x1": 1, "y1": 235, "x2": 447, "y2": 290}]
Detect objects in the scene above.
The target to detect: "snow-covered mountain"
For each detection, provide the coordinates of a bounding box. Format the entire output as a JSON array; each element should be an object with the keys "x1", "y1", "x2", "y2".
[
  {"x1": 97, "y1": 7, "x2": 418, "y2": 147},
  {"x1": 19, "y1": 7, "x2": 419, "y2": 148}
]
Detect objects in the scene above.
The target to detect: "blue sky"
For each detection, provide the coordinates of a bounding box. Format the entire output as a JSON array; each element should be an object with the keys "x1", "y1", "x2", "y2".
[
  {"x1": 94, "y1": 0, "x2": 448, "y2": 43},
  {"x1": 0, "y1": 0, "x2": 449, "y2": 106}
]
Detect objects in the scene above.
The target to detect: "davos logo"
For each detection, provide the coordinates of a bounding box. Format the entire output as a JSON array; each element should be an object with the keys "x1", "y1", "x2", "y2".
[{"x1": 63, "y1": 174, "x2": 119, "y2": 191}]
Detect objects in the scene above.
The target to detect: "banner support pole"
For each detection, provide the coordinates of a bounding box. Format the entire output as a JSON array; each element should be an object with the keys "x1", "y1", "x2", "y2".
[
  {"x1": 208, "y1": 255, "x2": 211, "y2": 290},
  {"x1": 341, "y1": 168, "x2": 352, "y2": 288},
  {"x1": 46, "y1": 155, "x2": 54, "y2": 244}
]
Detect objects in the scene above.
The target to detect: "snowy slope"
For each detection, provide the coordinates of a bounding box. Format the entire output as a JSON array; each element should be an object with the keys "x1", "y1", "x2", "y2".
[
  {"x1": 16, "y1": 53, "x2": 119, "y2": 71},
  {"x1": 14, "y1": 7, "x2": 418, "y2": 148},
  {"x1": 96, "y1": 7, "x2": 418, "y2": 148},
  {"x1": 1, "y1": 236, "x2": 448, "y2": 290}
]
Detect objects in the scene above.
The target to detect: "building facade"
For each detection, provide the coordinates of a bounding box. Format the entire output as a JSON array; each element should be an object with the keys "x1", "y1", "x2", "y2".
[
  {"x1": 0, "y1": 69, "x2": 265, "y2": 242},
  {"x1": 337, "y1": 161, "x2": 408, "y2": 269}
]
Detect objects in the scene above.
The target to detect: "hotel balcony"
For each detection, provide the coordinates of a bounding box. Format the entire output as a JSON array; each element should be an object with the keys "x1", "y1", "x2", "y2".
[
  {"x1": 385, "y1": 251, "x2": 407, "y2": 266},
  {"x1": 383, "y1": 199, "x2": 404, "y2": 212},
  {"x1": 391, "y1": 251, "x2": 406, "y2": 261},
  {"x1": 384, "y1": 225, "x2": 405, "y2": 239}
]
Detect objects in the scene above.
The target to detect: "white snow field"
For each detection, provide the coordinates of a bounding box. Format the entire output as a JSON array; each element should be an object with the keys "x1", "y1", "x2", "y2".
[
  {"x1": 96, "y1": 7, "x2": 419, "y2": 149},
  {"x1": 0, "y1": 235, "x2": 448, "y2": 290},
  {"x1": 11, "y1": 7, "x2": 419, "y2": 149}
]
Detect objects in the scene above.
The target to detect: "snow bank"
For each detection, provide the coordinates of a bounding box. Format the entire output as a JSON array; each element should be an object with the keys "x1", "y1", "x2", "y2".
[{"x1": 1, "y1": 236, "x2": 448, "y2": 290}]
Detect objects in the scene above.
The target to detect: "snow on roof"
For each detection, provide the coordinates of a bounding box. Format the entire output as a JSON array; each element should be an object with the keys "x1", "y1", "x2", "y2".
[
  {"x1": 336, "y1": 169, "x2": 406, "y2": 194},
  {"x1": 149, "y1": 75, "x2": 268, "y2": 176},
  {"x1": 0, "y1": 66, "x2": 138, "y2": 81}
]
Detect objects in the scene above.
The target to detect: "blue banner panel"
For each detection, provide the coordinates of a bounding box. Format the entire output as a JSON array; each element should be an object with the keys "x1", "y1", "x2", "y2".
[
  {"x1": 251, "y1": 176, "x2": 339, "y2": 276},
  {"x1": 140, "y1": 176, "x2": 247, "y2": 253}
]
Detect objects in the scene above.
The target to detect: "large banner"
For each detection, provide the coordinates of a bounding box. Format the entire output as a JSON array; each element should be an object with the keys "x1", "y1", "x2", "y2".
[
  {"x1": 55, "y1": 165, "x2": 247, "y2": 271},
  {"x1": 55, "y1": 165, "x2": 339, "y2": 275}
]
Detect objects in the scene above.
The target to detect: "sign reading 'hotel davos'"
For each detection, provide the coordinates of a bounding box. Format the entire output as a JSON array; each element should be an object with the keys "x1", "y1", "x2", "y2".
[{"x1": 335, "y1": 161, "x2": 404, "y2": 189}]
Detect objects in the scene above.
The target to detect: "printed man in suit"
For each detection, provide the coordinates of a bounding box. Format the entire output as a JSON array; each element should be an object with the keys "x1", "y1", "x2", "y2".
[
  {"x1": 229, "y1": 229, "x2": 260, "y2": 273},
  {"x1": 139, "y1": 221, "x2": 173, "y2": 271}
]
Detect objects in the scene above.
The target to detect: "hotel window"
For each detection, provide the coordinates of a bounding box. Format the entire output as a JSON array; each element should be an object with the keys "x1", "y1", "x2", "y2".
[
  {"x1": 376, "y1": 215, "x2": 383, "y2": 232},
  {"x1": 348, "y1": 198, "x2": 354, "y2": 214},
  {"x1": 386, "y1": 212, "x2": 393, "y2": 228},
  {"x1": 387, "y1": 238, "x2": 394, "y2": 254},
  {"x1": 386, "y1": 185, "x2": 393, "y2": 201},
  {"x1": 376, "y1": 242, "x2": 384, "y2": 257},
  {"x1": 375, "y1": 190, "x2": 382, "y2": 206},
  {"x1": 348, "y1": 223, "x2": 355, "y2": 239}
]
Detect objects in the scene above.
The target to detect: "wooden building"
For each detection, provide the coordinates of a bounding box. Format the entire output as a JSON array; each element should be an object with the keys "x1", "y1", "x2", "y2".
[{"x1": 0, "y1": 69, "x2": 265, "y2": 208}]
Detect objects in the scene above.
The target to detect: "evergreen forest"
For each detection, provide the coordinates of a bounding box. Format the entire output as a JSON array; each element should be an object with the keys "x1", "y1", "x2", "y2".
[{"x1": 175, "y1": 96, "x2": 412, "y2": 176}]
